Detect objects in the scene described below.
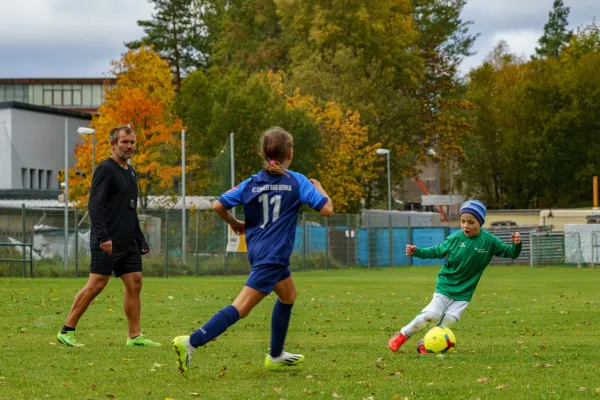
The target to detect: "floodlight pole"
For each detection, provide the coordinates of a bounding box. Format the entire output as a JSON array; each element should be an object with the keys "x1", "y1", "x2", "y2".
[
  {"x1": 64, "y1": 119, "x2": 69, "y2": 271},
  {"x1": 182, "y1": 129, "x2": 186, "y2": 264}
]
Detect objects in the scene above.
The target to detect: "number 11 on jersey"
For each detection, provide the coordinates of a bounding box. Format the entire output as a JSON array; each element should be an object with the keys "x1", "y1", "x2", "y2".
[{"x1": 258, "y1": 193, "x2": 282, "y2": 229}]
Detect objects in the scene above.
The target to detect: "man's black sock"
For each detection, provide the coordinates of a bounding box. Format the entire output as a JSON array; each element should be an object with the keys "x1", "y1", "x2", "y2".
[{"x1": 60, "y1": 325, "x2": 75, "y2": 334}]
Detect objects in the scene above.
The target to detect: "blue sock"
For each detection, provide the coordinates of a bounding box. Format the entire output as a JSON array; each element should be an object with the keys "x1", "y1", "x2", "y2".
[
  {"x1": 189, "y1": 305, "x2": 240, "y2": 348},
  {"x1": 270, "y1": 300, "x2": 294, "y2": 358}
]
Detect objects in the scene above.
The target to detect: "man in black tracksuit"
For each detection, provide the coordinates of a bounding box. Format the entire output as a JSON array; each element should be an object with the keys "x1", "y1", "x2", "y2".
[{"x1": 57, "y1": 126, "x2": 160, "y2": 347}]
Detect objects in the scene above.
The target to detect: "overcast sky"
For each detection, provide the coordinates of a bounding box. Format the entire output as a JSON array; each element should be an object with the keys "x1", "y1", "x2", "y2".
[{"x1": 0, "y1": 0, "x2": 598, "y2": 78}]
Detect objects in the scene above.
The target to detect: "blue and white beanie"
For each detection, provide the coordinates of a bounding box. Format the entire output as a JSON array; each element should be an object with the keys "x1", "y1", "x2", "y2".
[{"x1": 460, "y1": 200, "x2": 486, "y2": 226}]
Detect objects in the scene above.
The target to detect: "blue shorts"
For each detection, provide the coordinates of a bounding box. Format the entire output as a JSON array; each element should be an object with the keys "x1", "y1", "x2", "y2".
[{"x1": 245, "y1": 265, "x2": 291, "y2": 294}]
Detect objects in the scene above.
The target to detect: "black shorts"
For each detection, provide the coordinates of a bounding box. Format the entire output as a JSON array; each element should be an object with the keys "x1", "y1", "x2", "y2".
[{"x1": 90, "y1": 248, "x2": 142, "y2": 277}]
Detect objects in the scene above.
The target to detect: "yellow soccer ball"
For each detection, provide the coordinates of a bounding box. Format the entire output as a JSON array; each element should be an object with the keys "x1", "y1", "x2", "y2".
[{"x1": 423, "y1": 326, "x2": 457, "y2": 354}]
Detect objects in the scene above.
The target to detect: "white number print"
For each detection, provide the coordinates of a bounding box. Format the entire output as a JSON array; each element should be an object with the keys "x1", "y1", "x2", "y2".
[{"x1": 258, "y1": 194, "x2": 282, "y2": 229}]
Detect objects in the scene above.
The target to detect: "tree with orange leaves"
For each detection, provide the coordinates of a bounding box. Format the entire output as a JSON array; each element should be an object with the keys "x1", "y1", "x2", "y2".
[
  {"x1": 264, "y1": 71, "x2": 379, "y2": 213},
  {"x1": 69, "y1": 46, "x2": 184, "y2": 211}
]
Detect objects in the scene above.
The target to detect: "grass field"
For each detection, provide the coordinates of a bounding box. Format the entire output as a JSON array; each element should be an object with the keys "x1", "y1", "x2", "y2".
[{"x1": 1, "y1": 266, "x2": 600, "y2": 399}]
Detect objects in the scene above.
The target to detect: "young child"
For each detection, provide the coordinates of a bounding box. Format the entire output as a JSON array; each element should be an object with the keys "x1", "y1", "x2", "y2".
[
  {"x1": 172, "y1": 127, "x2": 333, "y2": 377},
  {"x1": 388, "y1": 200, "x2": 521, "y2": 354}
]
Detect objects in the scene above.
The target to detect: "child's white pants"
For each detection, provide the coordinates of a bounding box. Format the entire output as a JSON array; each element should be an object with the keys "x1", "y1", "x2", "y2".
[{"x1": 400, "y1": 292, "x2": 469, "y2": 338}]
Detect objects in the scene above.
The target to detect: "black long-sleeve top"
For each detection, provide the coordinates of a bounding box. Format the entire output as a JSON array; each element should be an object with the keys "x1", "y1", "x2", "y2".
[{"x1": 89, "y1": 157, "x2": 148, "y2": 252}]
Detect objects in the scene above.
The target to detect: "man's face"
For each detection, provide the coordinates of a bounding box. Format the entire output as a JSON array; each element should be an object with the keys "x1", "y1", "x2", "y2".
[{"x1": 112, "y1": 130, "x2": 136, "y2": 160}]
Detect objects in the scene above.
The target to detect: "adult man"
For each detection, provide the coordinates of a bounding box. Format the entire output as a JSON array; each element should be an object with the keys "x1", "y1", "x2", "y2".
[{"x1": 57, "y1": 126, "x2": 160, "y2": 347}]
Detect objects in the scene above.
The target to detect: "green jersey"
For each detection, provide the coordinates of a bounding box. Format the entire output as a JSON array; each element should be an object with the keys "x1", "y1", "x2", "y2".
[{"x1": 413, "y1": 230, "x2": 522, "y2": 301}]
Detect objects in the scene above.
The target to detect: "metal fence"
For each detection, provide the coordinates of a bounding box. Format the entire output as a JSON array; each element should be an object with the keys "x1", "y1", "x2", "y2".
[{"x1": 0, "y1": 206, "x2": 579, "y2": 278}]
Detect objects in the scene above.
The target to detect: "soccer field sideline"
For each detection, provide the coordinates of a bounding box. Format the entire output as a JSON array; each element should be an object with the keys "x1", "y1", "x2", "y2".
[{"x1": 1, "y1": 266, "x2": 600, "y2": 399}]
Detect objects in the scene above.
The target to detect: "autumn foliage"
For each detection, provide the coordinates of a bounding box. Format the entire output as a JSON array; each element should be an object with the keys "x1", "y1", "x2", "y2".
[
  {"x1": 69, "y1": 46, "x2": 184, "y2": 210},
  {"x1": 266, "y1": 72, "x2": 379, "y2": 212}
]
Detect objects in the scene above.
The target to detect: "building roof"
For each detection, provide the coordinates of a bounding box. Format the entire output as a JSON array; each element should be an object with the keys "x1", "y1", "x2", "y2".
[
  {"x1": 0, "y1": 101, "x2": 92, "y2": 120},
  {"x1": 0, "y1": 78, "x2": 116, "y2": 85}
]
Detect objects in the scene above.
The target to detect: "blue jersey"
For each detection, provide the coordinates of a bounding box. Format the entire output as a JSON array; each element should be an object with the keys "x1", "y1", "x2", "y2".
[{"x1": 218, "y1": 169, "x2": 328, "y2": 268}]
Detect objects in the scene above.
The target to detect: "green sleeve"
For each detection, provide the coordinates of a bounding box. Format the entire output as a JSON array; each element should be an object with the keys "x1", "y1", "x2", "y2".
[
  {"x1": 492, "y1": 235, "x2": 522, "y2": 258},
  {"x1": 413, "y1": 236, "x2": 454, "y2": 259}
]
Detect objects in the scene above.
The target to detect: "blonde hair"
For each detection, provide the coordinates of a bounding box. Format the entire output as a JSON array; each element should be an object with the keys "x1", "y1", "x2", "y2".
[{"x1": 260, "y1": 127, "x2": 293, "y2": 175}]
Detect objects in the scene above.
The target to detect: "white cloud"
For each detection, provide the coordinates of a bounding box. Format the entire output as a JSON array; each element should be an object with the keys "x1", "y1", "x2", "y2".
[
  {"x1": 0, "y1": 0, "x2": 599, "y2": 77},
  {"x1": 0, "y1": 0, "x2": 154, "y2": 46},
  {"x1": 459, "y1": 0, "x2": 600, "y2": 74},
  {"x1": 492, "y1": 29, "x2": 541, "y2": 59}
]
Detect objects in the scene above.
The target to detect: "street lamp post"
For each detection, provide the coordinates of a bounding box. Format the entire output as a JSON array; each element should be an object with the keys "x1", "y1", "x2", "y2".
[
  {"x1": 77, "y1": 127, "x2": 96, "y2": 173},
  {"x1": 427, "y1": 149, "x2": 438, "y2": 196},
  {"x1": 64, "y1": 119, "x2": 69, "y2": 271},
  {"x1": 181, "y1": 129, "x2": 186, "y2": 264},
  {"x1": 376, "y1": 148, "x2": 392, "y2": 267}
]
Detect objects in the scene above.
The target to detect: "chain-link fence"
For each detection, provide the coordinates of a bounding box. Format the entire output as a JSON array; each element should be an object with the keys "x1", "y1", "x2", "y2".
[{"x1": 0, "y1": 206, "x2": 574, "y2": 277}]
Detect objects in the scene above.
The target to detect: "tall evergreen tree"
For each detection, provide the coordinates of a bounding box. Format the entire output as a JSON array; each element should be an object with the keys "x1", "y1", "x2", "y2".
[
  {"x1": 125, "y1": 0, "x2": 209, "y2": 87},
  {"x1": 535, "y1": 0, "x2": 572, "y2": 58}
]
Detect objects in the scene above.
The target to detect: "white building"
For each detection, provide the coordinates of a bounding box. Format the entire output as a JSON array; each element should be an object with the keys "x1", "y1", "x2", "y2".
[{"x1": 0, "y1": 101, "x2": 92, "y2": 196}]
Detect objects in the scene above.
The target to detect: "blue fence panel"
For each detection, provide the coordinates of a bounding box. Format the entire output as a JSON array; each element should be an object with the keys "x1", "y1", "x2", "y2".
[
  {"x1": 392, "y1": 228, "x2": 409, "y2": 266},
  {"x1": 412, "y1": 228, "x2": 447, "y2": 266},
  {"x1": 293, "y1": 226, "x2": 303, "y2": 253},
  {"x1": 299, "y1": 225, "x2": 454, "y2": 266},
  {"x1": 373, "y1": 228, "x2": 410, "y2": 266},
  {"x1": 306, "y1": 226, "x2": 326, "y2": 254},
  {"x1": 357, "y1": 228, "x2": 369, "y2": 266}
]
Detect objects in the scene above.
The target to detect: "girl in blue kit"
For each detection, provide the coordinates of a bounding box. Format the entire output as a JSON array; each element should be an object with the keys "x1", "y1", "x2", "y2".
[{"x1": 172, "y1": 127, "x2": 334, "y2": 377}]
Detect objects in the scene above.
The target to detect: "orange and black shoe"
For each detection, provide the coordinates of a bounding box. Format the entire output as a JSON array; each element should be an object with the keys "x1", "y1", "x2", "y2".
[
  {"x1": 388, "y1": 332, "x2": 408, "y2": 352},
  {"x1": 416, "y1": 339, "x2": 428, "y2": 355}
]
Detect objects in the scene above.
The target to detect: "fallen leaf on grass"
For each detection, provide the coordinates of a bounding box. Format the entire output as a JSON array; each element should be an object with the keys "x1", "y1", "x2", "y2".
[
  {"x1": 306, "y1": 375, "x2": 313, "y2": 379},
  {"x1": 477, "y1": 378, "x2": 489, "y2": 383},
  {"x1": 376, "y1": 357, "x2": 383, "y2": 363},
  {"x1": 595, "y1": 388, "x2": 600, "y2": 394},
  {"x1": 495, "y1": 384, "x2": 509, "y2": 390},
  {"x1": 542, "y1": 364, "x2": 553, "y2": 368},
  {"x1": 302, "y1": 388, "x2": 317, "y2": 395},
  {"x1": 579, "y1": 387, "x2": 588, "y2": 392},
  {"x1": 168, "y1": 296, "x2": 174, "y2": 300},
  {"x1": 189, "y1": 393, "x2": 200, "y2": 397},
  {"x1": 273, "y1": 387, "x2": 282, "y2": 393},
  {"x1": 363, "y1": 397, "x2": 374, "y2": 400},
  {"x1": 105, "y1": 395, "x2": 115, "y2": 398},
  {"x1": 332, "y1": 393, "x2": 342, "y2": 398},
  {"x1": 152, "y1": 363, "x2": 165, "y2": 368}
]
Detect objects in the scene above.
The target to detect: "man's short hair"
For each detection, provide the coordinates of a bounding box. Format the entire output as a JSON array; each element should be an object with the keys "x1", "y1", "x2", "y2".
[{"x1": 109, "y1": 126, "x2": 134, "y2": 143}]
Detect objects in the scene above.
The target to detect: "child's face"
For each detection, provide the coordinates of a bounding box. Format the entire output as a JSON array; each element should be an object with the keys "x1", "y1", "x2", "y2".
[{"x1": 460, "y1": 213, "x2": 481, "y2": 237}]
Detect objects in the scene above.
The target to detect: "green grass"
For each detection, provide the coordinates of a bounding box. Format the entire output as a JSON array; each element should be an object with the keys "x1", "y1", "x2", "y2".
[{"x1": 1, "y1": 267, "x2": 600, "y2": 399}]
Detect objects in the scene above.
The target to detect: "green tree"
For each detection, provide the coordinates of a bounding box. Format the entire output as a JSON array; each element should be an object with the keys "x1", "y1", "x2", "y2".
[
  {"x1": 210, "y1": 0, "x2": 288, "y2": 71},
  {"x1": 463, "y1": 26, "x2": 600, "y2": 209},
  {"x1": 412, "y1": 0, "x2": 477, "y2": 174},
  {"x1": 274, "y1": 0, "x2": 424, "y2": 206},
  {"x1": 535, "y1": 0, "x2": 572, "y2": 58},
  {"x1": 125, "y1": 0, "x2": 209, "y2": 87},
  {"x1": 176, "y1": 67, "x2": 321, "y2": 194}
]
